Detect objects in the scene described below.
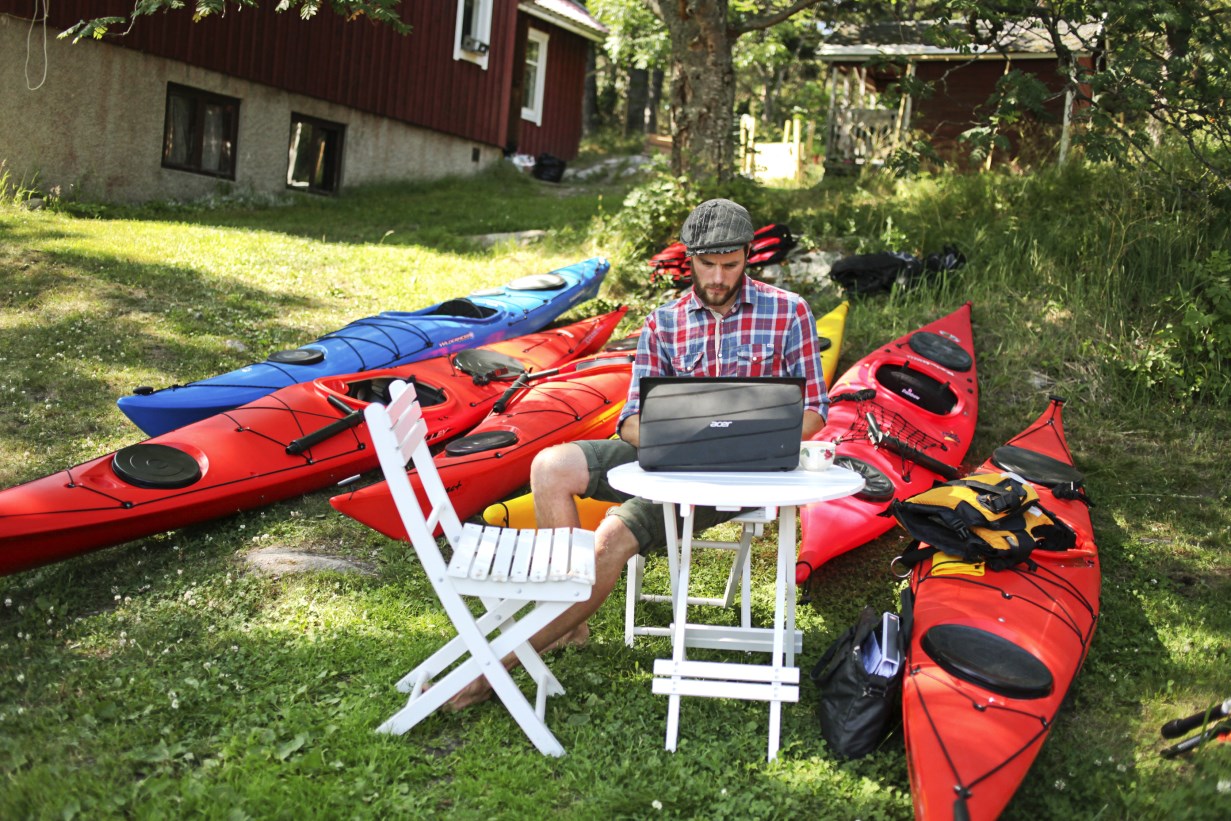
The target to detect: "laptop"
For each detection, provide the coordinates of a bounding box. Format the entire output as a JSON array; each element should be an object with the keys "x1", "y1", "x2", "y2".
[{"x1": 637, "y1": 376, "x2": 806, "y2": 471}]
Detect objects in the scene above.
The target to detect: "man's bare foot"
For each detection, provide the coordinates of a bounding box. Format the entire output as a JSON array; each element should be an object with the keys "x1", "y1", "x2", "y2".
[
  {"x1": 544, "y1": 621, "x2": 590, "y2": 652},
  {"x1": 443, "y1": 674, "x2": 494, "y2": 712}
]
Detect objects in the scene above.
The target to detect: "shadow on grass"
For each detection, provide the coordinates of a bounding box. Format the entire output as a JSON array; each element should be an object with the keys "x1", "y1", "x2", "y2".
[{"x1": 70, "y1": 171, "x2": 631, "y2": 256}]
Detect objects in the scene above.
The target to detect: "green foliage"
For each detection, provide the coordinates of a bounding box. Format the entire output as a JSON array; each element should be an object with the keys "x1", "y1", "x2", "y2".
[
  {"x1": 60, "y1": 0, "x2": 411, "y2": 43},
  {"x1": 1118, "y1": 250, "x2": 1231, "y2": 404}
]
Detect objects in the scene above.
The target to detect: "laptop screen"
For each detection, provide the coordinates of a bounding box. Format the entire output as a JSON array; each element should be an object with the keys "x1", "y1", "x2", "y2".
[{"x1": 637, "y1": 376, "x2": 805, "y2": 472}]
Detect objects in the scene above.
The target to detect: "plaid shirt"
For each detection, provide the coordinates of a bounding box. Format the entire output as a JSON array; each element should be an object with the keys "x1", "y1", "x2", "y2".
[{"x1": 620, "y1": 276, "x2": 829, "y2": 425}]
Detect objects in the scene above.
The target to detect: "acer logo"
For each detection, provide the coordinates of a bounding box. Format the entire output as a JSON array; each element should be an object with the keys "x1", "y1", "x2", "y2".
[{"x1": 709, "y1": 420, "x2": 733, "y2": 428}]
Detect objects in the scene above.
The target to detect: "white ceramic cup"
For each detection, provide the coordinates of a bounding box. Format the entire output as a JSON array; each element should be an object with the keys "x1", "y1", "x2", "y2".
[{"x1": 800, "y1": 440, "x2": 837, "y2": 471}]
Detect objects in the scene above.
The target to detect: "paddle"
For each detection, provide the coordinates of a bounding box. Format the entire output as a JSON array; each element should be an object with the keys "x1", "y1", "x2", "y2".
[
  {"x1": 492, "y1": 367, "x2": 561, "y2": 413},
  {"x1": 285, "y1": 396, "x2": 364, "y2": 455},
  {"x1": 1161, "y1": 697, "x2": 1231, "y2": 738},
  {"x1": 863, "y1": 411, "x2": 961, "y2": 481},
  {"x1": 489, "y1": 353, "x2": 635, "y2": 414},
  {"x1": 1160, "y1": 720, "x2": 1231, "y2": 758}
]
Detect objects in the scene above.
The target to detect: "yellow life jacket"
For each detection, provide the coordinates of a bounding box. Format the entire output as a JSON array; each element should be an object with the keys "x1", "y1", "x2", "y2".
[{"x1": 889, "y1": 472, "x2": 1076, "y2": 571}]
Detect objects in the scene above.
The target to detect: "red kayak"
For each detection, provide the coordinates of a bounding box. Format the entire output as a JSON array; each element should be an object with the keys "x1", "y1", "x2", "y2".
[
  {"x1": 329, "y1": 352, "x2": 635, "y2": 540},
  {"x1": 796, "y1": 303, "x2": 978, "y2": 584},
  {"x1": 0, "y1": 309, "x2": 626, "y2": 576},
  {"x1": 901, "y1": 397, "x2": 1099, "y2": 820}
]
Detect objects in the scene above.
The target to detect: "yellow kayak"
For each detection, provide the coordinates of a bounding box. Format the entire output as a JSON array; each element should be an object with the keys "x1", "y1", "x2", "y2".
[
  {"x1": 482, "y1": 300, "x2": 851, "y2": 530},
  {"x1": 816, "y1": 299, "x2": 849, "y2": 389}
]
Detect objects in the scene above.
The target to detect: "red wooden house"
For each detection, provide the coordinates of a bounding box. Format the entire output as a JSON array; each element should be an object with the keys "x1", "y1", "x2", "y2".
[
  {"x1": 817, "y1": 18, "x2": 1101, "y2": 171},
  {"x1": 0, "y1": 0, "x2": 604, "y2": 202}
]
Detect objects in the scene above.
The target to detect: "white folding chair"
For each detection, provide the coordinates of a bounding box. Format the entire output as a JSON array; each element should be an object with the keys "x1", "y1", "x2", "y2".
[
  {"x1": 623, "y1": 507, "x2": 776, "y2": 646},
  {"x1": 365, "y1": 380, "x2": 595, "y2": 757}
]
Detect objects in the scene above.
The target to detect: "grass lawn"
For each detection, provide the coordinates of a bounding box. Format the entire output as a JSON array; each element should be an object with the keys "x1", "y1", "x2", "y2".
[{"x1": 1, "y1": 163, "x2": 1229, "y2": 819}]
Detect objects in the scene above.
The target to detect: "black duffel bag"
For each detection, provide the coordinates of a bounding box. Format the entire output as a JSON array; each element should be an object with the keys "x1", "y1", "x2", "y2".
[
  {"x1": 809, "y1": 605, "x2": 904, "y2": 758},
  {"x1": 532, "y1": 152, "x2": 567, "y2": 183}
]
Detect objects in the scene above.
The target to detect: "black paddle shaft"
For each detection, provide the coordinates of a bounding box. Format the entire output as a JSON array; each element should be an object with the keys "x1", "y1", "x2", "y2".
[
  {"x1": 285, "y1": 396, "x2": 364, "y2": 456},
  {"x1": 1161, "y1": 698, "x2": 1231, "y2": 739}
]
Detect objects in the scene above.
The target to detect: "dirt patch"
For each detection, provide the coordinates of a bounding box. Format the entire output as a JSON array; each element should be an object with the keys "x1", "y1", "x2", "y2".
[{"x1": 244, "y1": 547, "x2": 377, "y2": 577}]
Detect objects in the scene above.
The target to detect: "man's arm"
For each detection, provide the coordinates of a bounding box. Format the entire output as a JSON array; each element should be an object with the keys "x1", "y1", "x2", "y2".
[
  {"x1": 618, "y1": 413, "x2": 641, "y2": 448},
  {"x1": 802, "y1": 409, "x2": 825, "y2": 440}
]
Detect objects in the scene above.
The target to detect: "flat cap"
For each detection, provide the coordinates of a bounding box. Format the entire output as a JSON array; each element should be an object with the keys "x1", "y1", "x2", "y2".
[{"x1": 679, "y1": 198, "x2": 755, "y2": 256}]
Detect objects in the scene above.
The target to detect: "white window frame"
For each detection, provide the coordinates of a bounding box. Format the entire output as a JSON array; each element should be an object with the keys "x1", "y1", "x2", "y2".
[
  {"x1": 454, "y1": 0, "x2": 493, "y2": 69},
  {"x1": 521, "y1": 28, "x2": 549, "y2": 126}
]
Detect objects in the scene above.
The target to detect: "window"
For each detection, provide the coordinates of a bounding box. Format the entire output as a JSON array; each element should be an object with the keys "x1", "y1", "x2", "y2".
[
  {"x1": 454, "y1": 0, "x2": 492, "y2": 68},
  {"x1": 521, "y1": 28, "x2": 549, "y2": 126},
  {"x1": 162, "y1": 83, "x2": 239, "y2": 178},
  {"x1": 287, "y1": 114, "x2": 345, "y2": 194}
]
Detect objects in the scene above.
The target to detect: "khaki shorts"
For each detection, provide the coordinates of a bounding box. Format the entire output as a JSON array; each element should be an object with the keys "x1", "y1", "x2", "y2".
[{"x1": 575, "y1": 439, "x2": 747, "y2": 554}]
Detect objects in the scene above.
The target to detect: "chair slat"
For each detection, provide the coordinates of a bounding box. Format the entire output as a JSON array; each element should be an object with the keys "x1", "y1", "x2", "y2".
[
  {"x1": 570, "y1": 532, "x2": 596, "y2": 586},
  {"x1": 548, "y1": 528, "x2": 572, "y2": 581},
  {"x1": 517, "y1": 526, "x2": 541, "y2": 578},
  {"x1": 528, "y1": 528, "x2": 552, "y2": 582},
  {"x1": 490, "y1": 529, "x2": 520, "y2": 582},
  {"x1": 448, "y1": 523, "x2": 484, "y2": 578},
  {"x1": 469, "y1": 526, "x2": 501, "y2": 580},
  {"x1": 509, "y1": 530, "x2": 540, "y2": 582}
]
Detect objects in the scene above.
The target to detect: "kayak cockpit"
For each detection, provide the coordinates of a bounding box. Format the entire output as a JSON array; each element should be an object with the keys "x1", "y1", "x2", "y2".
[
  {"x1": 876, "y1": 363, "x2": 958, "y2": 415},
  {"x1": 423, "y1": 298, "x2": 499, "y2": 319},
  {"x1": 342, "y1": 376, "x2": 447, "y2": 407}
]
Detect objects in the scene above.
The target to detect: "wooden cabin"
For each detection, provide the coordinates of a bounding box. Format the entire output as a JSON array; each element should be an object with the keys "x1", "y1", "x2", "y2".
[{"x1": 817, "y1": 18, "x2": 1101, "y2": 171}]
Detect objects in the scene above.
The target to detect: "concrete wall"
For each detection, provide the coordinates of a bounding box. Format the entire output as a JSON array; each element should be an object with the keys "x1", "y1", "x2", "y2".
[{"x1": 0, "y1": 14, "x2": 501, "y2": 203}]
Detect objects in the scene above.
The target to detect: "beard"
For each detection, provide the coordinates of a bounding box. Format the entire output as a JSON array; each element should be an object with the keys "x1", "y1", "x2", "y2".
[{"x1": 692, "y1": 272, "x2": 745, "y2": 310}]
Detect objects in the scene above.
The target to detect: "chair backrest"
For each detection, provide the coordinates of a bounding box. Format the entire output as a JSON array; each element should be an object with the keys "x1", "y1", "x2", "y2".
[{"x1": 364, "y1": 381, "x2": 465, "y2": 569}]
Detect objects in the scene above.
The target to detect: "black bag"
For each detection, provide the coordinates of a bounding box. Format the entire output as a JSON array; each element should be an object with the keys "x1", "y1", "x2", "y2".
[
  {"x1": 828, "y1": 244, "x2": 965, "y2": 296},
  {"x1": 531, "y1": 153, "x2": 566, "y2": 183},
  {"x1": 828, "y1": 251, "x2": 923, "y2": 296},
  {"x1": 809, "y1": 605, "x2": 903, "y2": 758}
]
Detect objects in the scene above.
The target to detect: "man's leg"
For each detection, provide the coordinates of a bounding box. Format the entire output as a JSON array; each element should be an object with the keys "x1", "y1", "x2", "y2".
[{"x1": 530, "y1": 442, "x2": 590, "y2": 529}]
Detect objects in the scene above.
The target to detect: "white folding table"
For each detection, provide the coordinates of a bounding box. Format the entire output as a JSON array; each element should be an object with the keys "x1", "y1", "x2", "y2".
[{"x1": 607, "y1": 462, "x2": 865, "y2": 760}]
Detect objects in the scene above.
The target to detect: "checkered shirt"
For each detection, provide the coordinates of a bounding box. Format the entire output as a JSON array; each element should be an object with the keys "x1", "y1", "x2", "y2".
[{"x1": 620, "y1": 276, "x2": 829, "y2": 425}]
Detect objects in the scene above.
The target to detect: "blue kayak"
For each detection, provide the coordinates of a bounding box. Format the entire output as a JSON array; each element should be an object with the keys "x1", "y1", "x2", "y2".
[{"x1": 117, "y1": 257, "x2": 609, "y2": 435}]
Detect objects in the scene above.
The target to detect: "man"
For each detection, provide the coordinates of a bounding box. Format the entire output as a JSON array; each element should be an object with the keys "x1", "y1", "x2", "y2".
[{"x1": 449, "y1": 198, "x2": 829, "y2": 708}]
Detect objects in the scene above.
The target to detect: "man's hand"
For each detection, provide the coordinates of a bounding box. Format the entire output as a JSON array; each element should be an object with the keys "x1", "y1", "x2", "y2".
[
  {"x1": 802, "y1": 410, "x2": 825, "y2": 440},
  {"x1": 618, "y1": 414, "x2": 641, "y2": 448}
]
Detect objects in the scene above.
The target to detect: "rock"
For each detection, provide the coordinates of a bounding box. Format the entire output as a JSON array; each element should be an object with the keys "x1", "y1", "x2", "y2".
[
  {"x1": 245, "y1": 547, "x2": 377, "y2": 576},
  {"x1": 469, "y1": 229, "x2": 547, "y2": 249}
]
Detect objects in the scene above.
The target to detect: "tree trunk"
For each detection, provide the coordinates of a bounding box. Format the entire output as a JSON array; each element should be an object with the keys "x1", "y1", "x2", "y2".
[
  {"x1": 647, "y1": 69, "x2": 664, "y2": 134},
  {"x1": 659, "y1": 0, "x2": 738, "y2": 181},
  {"x1": 625, "y1": 66, "x2": 650, "y2": 137}
]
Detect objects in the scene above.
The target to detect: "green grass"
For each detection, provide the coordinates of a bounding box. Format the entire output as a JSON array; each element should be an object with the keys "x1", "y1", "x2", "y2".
[{"x1": 2, "y1": 160, "x2": 1229, "y2": 819}]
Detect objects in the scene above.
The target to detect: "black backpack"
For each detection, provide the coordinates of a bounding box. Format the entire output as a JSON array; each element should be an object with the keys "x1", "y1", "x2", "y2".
[{"x1": 829, "y1": 244, "x2": 965, "y2": 296}]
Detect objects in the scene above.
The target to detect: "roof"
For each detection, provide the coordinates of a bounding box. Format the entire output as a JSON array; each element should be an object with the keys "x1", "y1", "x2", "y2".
[
  {"x1": 817, "y1": 17, "x2": 1102, "y2": 61},
  {"x1": 520, "y1": 0, "x2": 608, "y2": 42}
]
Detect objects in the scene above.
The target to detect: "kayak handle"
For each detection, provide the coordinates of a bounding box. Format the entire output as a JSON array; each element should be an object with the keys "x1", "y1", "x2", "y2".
[{"x1": 286, "y1": 396, "x2": 364, "y2": 455}]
